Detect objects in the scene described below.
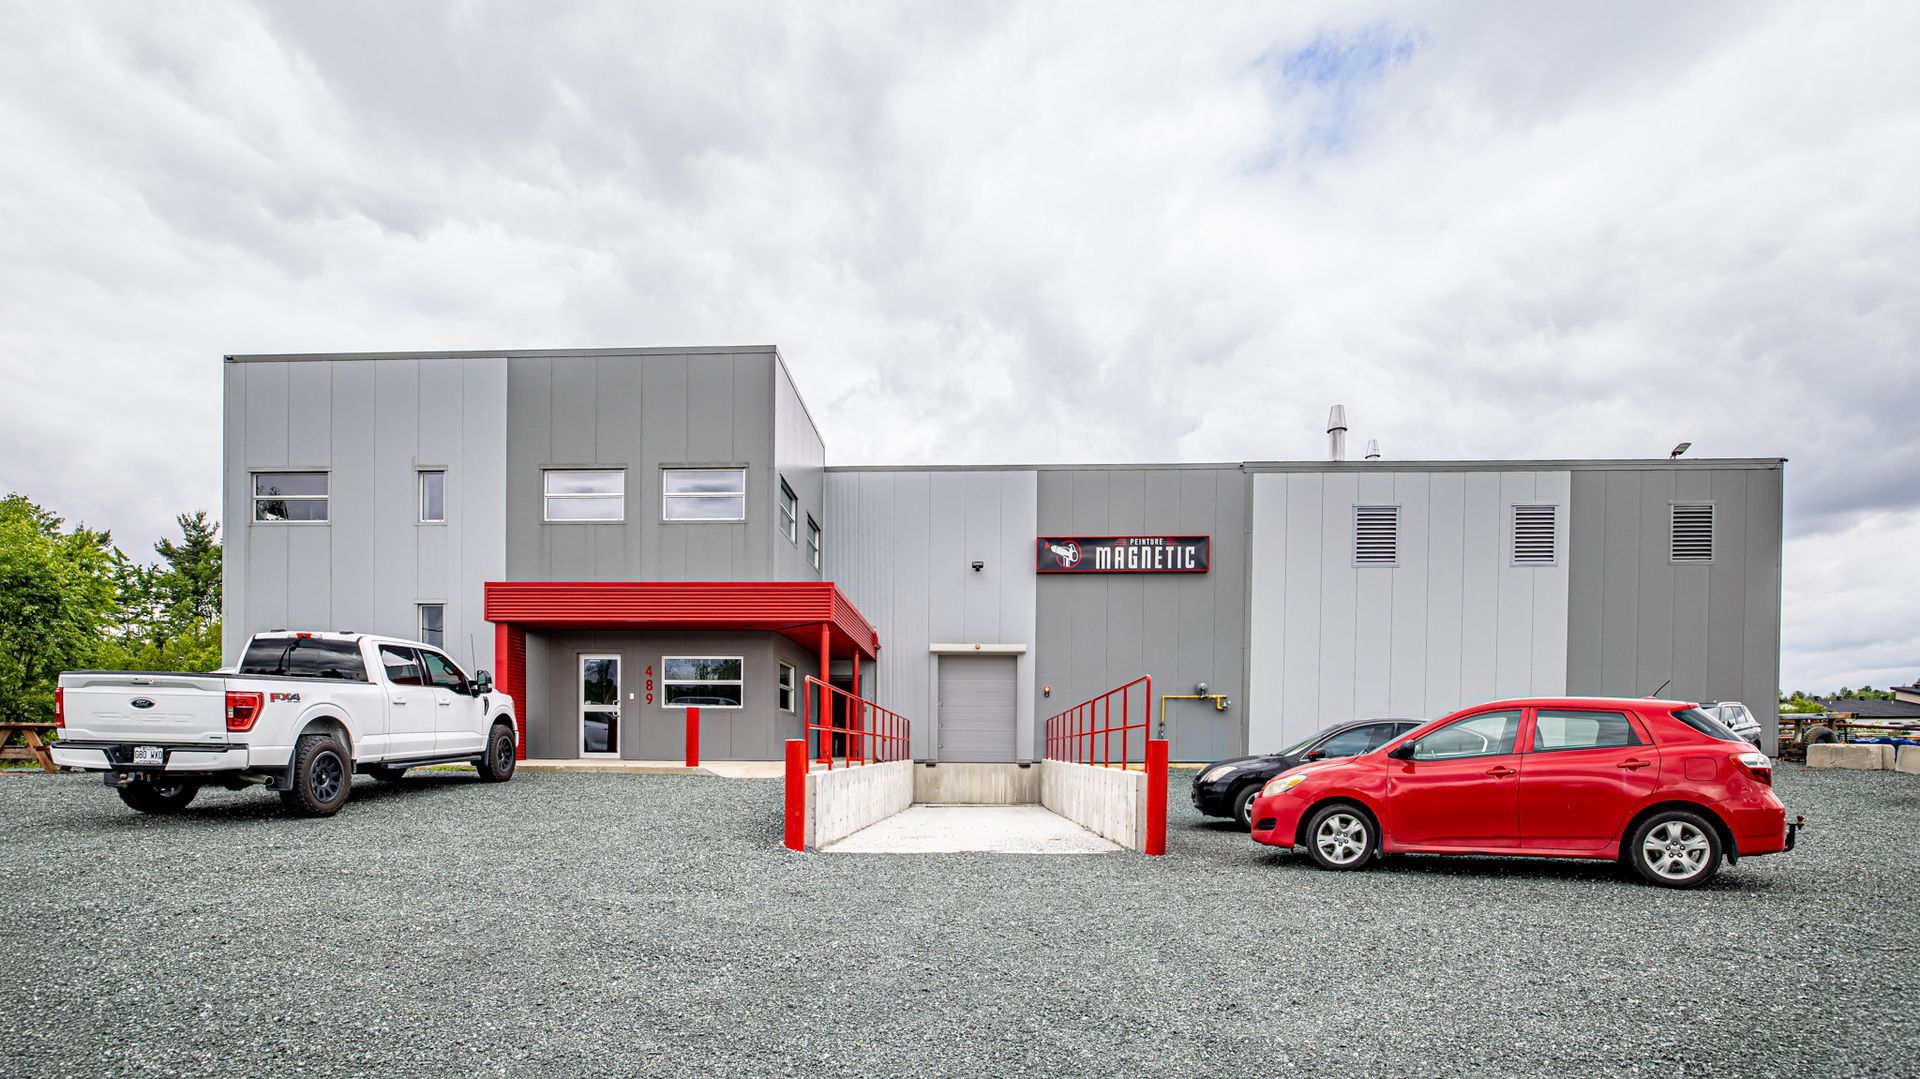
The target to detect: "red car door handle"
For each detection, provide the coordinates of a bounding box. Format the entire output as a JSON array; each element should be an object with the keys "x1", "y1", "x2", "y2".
[
  {"x1": 1618, "y1": 758, "x2": 1652, "y2": 770},
  {"x1": 1485, "y1": 766, "x2": 1517, "y2": 778}
]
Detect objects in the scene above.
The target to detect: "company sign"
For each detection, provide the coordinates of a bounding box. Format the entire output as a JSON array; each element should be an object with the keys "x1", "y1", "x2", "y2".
[{"x1": 1035, "y1": 535, "x2": 1210, "y2": 574}]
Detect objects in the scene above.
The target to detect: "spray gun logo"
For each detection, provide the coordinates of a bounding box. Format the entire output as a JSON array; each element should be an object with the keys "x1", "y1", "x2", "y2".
[{"x1": 1048, "y1": 541, "x2": 1081, "y2": 568}]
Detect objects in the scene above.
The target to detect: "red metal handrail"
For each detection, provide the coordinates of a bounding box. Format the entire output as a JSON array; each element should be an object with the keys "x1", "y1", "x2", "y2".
[
  {"x1": 805, "y1": 675, "x2": 911, "y2": 768},
  {"x1": 1043, "y1": 675, "x2": 1153, "y2": 769}
]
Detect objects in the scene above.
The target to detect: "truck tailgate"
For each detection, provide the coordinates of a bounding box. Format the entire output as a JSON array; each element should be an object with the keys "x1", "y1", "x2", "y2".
[{"x1": 58, "y1": 672, "x2": 230, "y2": 746}]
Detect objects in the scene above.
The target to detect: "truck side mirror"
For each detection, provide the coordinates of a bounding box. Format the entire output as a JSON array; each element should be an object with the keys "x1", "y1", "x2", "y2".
[{"x1": 473, "y1": 670, "x2": 493, "y2": 695}]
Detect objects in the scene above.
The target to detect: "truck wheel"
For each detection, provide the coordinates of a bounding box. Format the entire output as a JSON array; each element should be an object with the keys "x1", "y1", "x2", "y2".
[
  {"x1": 475, "y1": 722, "x2": 516, "y2": 783},
  {"x1": 118, "y1": 779, "x2": 201, "y2": 815},
  {"x1": 368, "y1": 765, "x2": 410, "y2": 782},
  {"x1": 279, "y1": 732, "x2": 351, "y2": 817}
]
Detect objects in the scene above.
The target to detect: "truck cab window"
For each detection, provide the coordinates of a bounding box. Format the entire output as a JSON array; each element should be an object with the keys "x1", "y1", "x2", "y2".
[
  {"x1": 420, "y1": 650, "x2": 470, "y2": 694},
  {"x1": 379, "y1": 645, "x2": 426, "y2": 687}
]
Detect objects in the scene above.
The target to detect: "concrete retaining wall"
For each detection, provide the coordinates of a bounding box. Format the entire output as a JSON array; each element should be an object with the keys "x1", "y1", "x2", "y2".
[
  {"x1": 913, "y1": 762, "x2": 1040, "y2": 805},
  {"x1": 806, "y1": 759, "x2": 914, "y2": 848},
  {"x1": 1898, "y1": 746, "x2": 1920, "y2": 775},
  {"x1": 1040, "y1": 760, "x2": 1147, "y2": 851},
  {"x1": 1806, "y1": 744, "x2": 1895, "y2": 770}
]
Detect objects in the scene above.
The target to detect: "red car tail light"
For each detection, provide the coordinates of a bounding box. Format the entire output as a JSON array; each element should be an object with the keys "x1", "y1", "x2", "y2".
[
  {"x1": 55, "y1": 687, "x2": 66, "y2": 730},
  {"x1": 1732, "y1": 750, "x2": 1772, "y2": 786},
  {"x1": 226, "y1": 691, "x2": 264, "y2": 732}
]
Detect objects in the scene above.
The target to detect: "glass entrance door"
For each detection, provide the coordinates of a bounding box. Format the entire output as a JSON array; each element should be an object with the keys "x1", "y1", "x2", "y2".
[{"x1": 580, "y1": 654, "x2": 620, "y2": 756}]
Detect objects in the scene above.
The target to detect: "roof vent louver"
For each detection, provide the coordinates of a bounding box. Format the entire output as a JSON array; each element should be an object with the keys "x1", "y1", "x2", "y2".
[
  {"x1": 1353, "y1": 505, "x2": 1399, "y2": 567},
  {"x1": 1671, "y1": 503, "x2": 1715, "y2": 563},
  {"x1": 1512, "y1": 505, "x2": 1558, "y2": 566}
]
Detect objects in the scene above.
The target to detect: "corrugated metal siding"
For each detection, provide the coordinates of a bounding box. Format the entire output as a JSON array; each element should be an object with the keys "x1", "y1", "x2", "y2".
[
  {"x1": 824, "y1": 470, "x2": 1039, "y2": 761},
  {"x1": 222, "y1": 356, "x2": 507, "y2": 674},
  {"x1": 1246, "y1": 470, "x2": 1572, "y2": 753},
  {"x1": 1564, "y1": 464, "x2": 1783, "y2": 746},
  {"x1": 483, "y1": 580, "x2": 876, "y2": 657}
]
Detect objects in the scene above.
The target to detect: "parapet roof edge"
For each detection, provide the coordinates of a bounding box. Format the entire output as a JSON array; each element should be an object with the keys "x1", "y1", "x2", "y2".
[
  {"x1": 826, "y1": 458, "x2": 1785, "y2": 474},
  {"x1": 225, "y1": 345, "x2": 780, "y2": 363}
]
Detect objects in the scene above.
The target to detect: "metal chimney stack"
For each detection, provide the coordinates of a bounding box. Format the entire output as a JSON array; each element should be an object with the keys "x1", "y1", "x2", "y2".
[
  {"x1": 1365, "y1": 439, "x2": 1381, "y2": 460},
  {"x1": 1327, "y1": 405, "x2": 1348, "y2": 461}
]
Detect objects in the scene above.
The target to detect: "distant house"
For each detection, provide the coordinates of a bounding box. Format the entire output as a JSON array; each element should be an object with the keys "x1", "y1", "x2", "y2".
[
  {"x1": 1893, "y1": 683, "x2": 1920, "y2": 707},
  {"x1": 1816, "y1": 696, "x2": 1920, "y2": 721}
]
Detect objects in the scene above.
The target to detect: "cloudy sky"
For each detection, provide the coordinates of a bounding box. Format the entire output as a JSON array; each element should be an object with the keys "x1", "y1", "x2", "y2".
[{"x1": 1, "y1": 2, "x2": 1914, "y2": 693}]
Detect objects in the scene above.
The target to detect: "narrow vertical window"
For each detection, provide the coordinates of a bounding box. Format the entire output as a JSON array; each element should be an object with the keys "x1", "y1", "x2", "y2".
[
  {"x1": 418, "y1": 604, "x2": 445, "y2": 647},
  {"x1": 778, "y1": 662, "x2": 796, "y2": 712},
  {"x1": 419, "y1": 470, "x2": 446, "y2": 523},
  {"x1": 778, "y1": 479, "x2": 798, "y2": 543},
  {"x1": 807, "y1": 516, "x2": 822, "y2": 570}
]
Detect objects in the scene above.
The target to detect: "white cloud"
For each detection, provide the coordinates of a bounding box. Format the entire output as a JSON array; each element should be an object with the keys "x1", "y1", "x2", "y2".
[{"x1": 0, "y1": 1, "x2": 1913, "y2": 690}]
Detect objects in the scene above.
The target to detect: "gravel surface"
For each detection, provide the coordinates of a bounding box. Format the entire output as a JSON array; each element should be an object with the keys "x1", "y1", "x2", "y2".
[{"x1": 1, "y1": 764, "x2": 1915, "y2": 1078}]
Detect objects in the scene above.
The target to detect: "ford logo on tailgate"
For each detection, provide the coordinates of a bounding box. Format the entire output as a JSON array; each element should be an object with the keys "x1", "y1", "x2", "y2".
[{"x1": 129, "y1": 698, "x2": 156, "y2": 710}]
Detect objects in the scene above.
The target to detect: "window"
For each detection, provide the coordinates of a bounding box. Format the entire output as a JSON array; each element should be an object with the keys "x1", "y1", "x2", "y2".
[
  {"x1": 237, "y1": 637, "x2": 366, "y2": 680},
  {"x1": 1409, "y1": 710, "x2": 1521, "y2": 761},
  {"x1": 379, "y1": 644, "x2": 426, "y2": 687},
  {"x1": 778, "y1": 662, "x2": 797, "y2": 712},
  {"x1": 1672, "y1": 707, "x2": 1746, "y2": 743},
  {"x1": 1316, "y1": 726, "x2": 1376, "y2": 758},
  {"x1": 1511, "y1": 504, "x2": 1557, "y2": 566},
  {"x1": 252, "y1": 472, "x2": 328, "y2": 522},
  {"x1": 661, "y1": 656, "x2": 744, "y2": 709},
  {"x1": 419, "y1": 649, "x2": 469, "y2": 694},
  {"x1": 778, "y1": 480, "x2": 798, "y2": 543},
  {"x1": 1353, "y1": 505, "x2": 1398, "y2": 566},
  {"x1": 418, "y1": 604, "x2": 445, "y2": 648},
  {"x1": 545, "y1": 470, "x2": 625, "y2": 522},
  {"x1": 419, "y1": 470, "x2": 446, "y2": 523},
  {"x1": 1671, "y1": 503, "x2": 1714, "y2": 563},
  {"x1": 1531, "y1": 709, "x2": 1641, "y2": 752},
  {"x1": 807, "y1": 516, "x2": 822, "y2": 569},
  {"x1": 663, "y1": 468, "x2": 747, "y2": 521}
]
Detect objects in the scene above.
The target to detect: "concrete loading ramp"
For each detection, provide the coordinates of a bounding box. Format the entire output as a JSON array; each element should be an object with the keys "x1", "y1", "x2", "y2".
[{"x1": 784, "y1": 675, "x2": 1169, "y2": 855}]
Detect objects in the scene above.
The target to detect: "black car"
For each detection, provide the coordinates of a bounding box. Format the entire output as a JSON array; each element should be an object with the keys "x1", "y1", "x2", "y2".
[{"x1": 1190, "y1": 719, "x2": 1421, "y2": 828}]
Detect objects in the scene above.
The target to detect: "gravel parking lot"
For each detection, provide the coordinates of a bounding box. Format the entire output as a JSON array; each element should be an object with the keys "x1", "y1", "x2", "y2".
[{"x1": 2, "y1": 764, "x2": 1915, "y2": 1078}]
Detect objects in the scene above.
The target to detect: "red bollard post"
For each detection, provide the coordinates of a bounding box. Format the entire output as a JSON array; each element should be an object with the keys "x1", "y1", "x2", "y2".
[
  {"x1": 685, "y1": 705, "x2": 700, "y2": 768},
  {"x1": 1145, "y1": 738, "x2": 1168, "y2": 856},
  {"x1": 783, "y1": 738, "x2": 806, "y2": 851}
]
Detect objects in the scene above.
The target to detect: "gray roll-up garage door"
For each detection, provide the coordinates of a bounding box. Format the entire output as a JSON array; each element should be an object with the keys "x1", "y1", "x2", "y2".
[{"x1": 936, "y1": 655, "x2": 1017, "y2": 762}]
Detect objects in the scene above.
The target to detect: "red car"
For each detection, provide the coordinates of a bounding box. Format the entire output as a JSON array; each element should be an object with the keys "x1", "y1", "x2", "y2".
[{"x1": 1248, "y1": 697, "x2": 1798, "y2": 888}]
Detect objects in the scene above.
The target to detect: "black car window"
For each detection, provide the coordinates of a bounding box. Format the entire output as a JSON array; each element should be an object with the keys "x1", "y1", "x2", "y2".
[
  {"x1": 1359, "y1": 723, "x2": 1407, "y2": 751},
  {"x1": 419, "y1": 650, "x2": 469, "y2": 693},
  {"x1": 1531, "y1": 709, "x2": 1642, "y2": 752},
  {"x1": 1672, "y1": 707, "x2": 1746, "y2": 743},
  {"x1": 1317, "y1": 727, "x2": 1375, "y2": 758},
  {"x1": 379, "y1": 645, "x2": 425, "y2": 687},
  {"x1": 1409, "y1": 710, "x2": 1521, "y2": 761},
  {"x1": 238, "y1": 637, "x2": 366, "y2": 680}
]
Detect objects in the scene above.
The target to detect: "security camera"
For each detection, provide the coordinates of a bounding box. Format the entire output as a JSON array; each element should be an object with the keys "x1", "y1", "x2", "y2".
[{"x1": 970, "y1": 560, "x2": 984, "y2": 572}]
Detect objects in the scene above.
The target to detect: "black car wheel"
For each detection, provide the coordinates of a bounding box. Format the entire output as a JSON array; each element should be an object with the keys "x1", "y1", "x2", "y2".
[
  {"x1": 1231, "y1": 784, "x2": 1261, "y2": 830},
  {"x1": 279, "y1": 732, "x2": 352, "y2": 817},
  {"x1": 475, "y1": 722, "x2": 516, "y2": 783}
]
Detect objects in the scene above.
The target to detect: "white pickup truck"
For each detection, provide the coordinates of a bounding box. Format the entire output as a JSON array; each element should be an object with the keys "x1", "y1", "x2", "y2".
[{"x1": 53, "y1": 631, "x2": 518, "y2": 817}]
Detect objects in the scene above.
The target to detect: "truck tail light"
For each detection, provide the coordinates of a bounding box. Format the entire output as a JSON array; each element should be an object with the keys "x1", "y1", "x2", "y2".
[
  {"x1": 1732, "y1": 750, "x2": 1772, "y2": 786},
  {"x1": 55, "y1": 687, "x2": 66, "y2": 731},
  {"x1": 226, "y1": 691, "x2": 264, "y2": 732}
]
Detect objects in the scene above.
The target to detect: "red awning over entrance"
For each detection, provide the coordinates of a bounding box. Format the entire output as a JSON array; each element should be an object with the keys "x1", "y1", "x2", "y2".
[{"x1": 483, "y1": 580, "x2": 879, "y2": 660}]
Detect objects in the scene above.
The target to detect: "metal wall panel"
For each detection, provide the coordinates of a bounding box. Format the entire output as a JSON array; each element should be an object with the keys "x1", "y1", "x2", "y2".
[
  {"x1": 1247, "y1": 470, "x2": 1574, "y2": 752},
  {"x1": 1035, "y1": 467, "x2": 1247, "y2": 763},
  {"x1": 772, "y1": 357, "x2": 827, "y2": 582},
  {"x1": 823, "y1": 469, "x2": 1037, "y2": 761},
  {"x1": 1564, "y1": 463, "x2": 1784, "y2": 745},
  {"x1": 223, "y1": 356, "x2": 507, "y2": 675},
  {"x1": 504, "y1": 350, "x2": 790, "y2": 584}
]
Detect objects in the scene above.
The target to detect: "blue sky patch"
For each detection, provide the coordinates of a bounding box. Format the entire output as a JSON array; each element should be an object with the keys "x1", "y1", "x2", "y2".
[{"x1": 1254, "y1": 23, "x2": 1426, "y2": 158}]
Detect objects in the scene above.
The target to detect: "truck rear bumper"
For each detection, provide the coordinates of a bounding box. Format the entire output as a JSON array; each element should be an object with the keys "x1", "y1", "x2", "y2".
[{"x1": 52, "y1": 742, "x2": 251, "y2": 773}]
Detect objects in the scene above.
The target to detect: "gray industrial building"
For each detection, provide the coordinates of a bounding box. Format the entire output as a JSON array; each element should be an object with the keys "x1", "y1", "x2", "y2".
[{"x1": 223, "y1": 346, "x2": 1786, "y2": 762}]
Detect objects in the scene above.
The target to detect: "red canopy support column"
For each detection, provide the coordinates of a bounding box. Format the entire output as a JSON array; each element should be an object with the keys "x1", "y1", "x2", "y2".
[
  {"x1": 818, "y1": 623, "x2": 832, "y2": 764},
  {"x1": 494, "y1": 622, "x2": 528, "y2": 761}
]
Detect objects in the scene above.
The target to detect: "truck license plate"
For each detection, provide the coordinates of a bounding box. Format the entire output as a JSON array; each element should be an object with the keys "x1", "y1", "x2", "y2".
[{"x1": 133, "y1": 746, "x2": 164, "y2": 766}]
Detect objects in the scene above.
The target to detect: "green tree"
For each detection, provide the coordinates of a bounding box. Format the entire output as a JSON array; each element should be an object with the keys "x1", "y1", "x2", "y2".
[
  {"x1": 0, "y1": 494, "x2": 118, "y2": 724},
  {"x1": 94, "y1": 511, "x2": 223, "y2": 675}
]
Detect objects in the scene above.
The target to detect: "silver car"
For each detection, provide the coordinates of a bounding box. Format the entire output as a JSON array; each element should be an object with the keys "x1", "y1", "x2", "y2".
[{"x1": 1702, "y1": 701, "x2": 1766, "y2": 750}]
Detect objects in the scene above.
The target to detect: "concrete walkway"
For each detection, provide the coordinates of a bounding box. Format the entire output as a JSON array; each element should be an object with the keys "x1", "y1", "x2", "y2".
[
  {"x1": 821, "y1": 804, "x2": 1122, "y2": 854},
  {"x1": 517, "y1": 759, "x2": 786, "y2": 779}
]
